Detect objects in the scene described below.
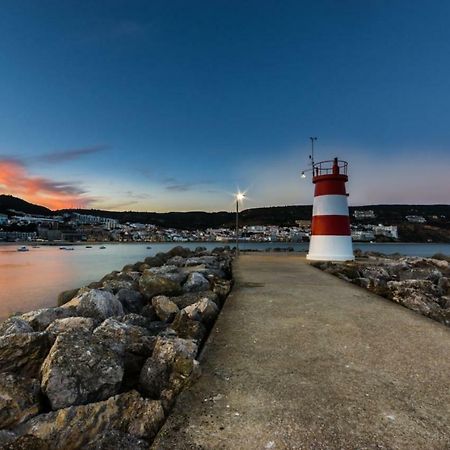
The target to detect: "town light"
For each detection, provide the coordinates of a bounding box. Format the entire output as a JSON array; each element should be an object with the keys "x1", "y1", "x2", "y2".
[{"x1": 236, "y1": 191, "x2": 246, "y2": 202}]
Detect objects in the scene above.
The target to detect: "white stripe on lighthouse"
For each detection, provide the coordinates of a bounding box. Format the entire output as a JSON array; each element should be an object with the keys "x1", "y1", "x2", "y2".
[
  {"x1": 307, "y1": 236, "x2": 354, "y2": 261},
  {"x1": 312, "y1": 195, "x2": 349, "y2": 217}
]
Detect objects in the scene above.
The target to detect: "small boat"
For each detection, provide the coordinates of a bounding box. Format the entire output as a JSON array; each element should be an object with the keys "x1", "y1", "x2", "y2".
[
  {"x1": 17, "y1": 246, "x2": 29, "y2": 252},
  {"x1": 59, "y1": 247, "x2": 66, "y2": 250},
  {"x1": 99, "y1": 246, "x2": 106, "y2": 249},
  {"x1": 85, "y1": 246, "x2": 93, "y2": 249},
  {"x1": 65, "y1": 247, "x2": 75, "y2": 251},
  {"x1": 146, "y1": 246, "x2": 152, "y2": 249}
]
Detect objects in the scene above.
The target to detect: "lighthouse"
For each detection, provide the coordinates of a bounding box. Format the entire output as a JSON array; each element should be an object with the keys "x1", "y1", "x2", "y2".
[{"x1": 307, "y1": 157, "x2": 354, "y2": 261}]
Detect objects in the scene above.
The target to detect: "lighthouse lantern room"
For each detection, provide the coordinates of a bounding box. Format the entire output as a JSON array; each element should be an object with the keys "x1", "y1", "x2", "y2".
[{"x1": 307, "y1": 157, "x2": 354, "y2": 261}]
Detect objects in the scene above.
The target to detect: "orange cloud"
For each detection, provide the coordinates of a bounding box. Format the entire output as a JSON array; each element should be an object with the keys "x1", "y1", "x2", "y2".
[{"x1": 0, "y1": 159, "x2": 93, "y2": 210}]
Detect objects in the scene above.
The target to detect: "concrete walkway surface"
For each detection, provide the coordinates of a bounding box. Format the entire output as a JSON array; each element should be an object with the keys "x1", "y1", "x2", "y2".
[{"x1": 152, "y1": 253, "x2": 450, "y2": 450}]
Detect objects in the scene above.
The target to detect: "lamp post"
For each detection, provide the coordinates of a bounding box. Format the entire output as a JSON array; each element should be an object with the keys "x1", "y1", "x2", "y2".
[
  {"x1": 235, "y1": 191, "x2": 245, "y2": 255},
  {"x1": 301, "y1": 137, "x2": 318, "y2": 179}
]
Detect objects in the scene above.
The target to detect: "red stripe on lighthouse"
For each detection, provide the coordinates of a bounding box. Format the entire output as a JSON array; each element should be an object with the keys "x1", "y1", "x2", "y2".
[
  {"x1": 314, "y1": 179, "x2": 347, "y2": 197},
  {"x1": 311, "y1": 215, "x2": 351, "y2": 235}
]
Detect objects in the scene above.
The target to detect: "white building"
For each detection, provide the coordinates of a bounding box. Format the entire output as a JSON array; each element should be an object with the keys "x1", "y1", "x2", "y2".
[
  {"x1": 406, "y1": 215, "x2": 426, "y2": 223},
  {"x1": 353, "y1": 209, "x2": 376, "y2": 219}
]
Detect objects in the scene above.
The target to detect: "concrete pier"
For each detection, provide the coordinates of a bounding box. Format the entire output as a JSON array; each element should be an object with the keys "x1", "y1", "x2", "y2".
[{"x1": 152, "y1": 254, "x2": 450, "y2": 449}]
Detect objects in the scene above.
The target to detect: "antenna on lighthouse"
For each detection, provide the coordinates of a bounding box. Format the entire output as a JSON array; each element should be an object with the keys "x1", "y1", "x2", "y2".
[{"x1": 309, "y1": 137, "x2": 317, "y2": 168}]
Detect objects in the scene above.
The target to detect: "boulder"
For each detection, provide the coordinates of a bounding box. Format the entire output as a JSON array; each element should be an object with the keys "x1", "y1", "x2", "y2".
[
  {"x1": 57, "y1": 288, "x2": 80, "y2": 307},
  {"x1": 0, "y1": 434, "x2": 50, "y2": 450},
  {"x1": 172, "y1": 310, "x2": 206, "y2": 341},
  {"x1": 93, "y1": 318, "x2": 154, "y2": 357},
  {"x1": 14, "y1": 391, "x2": 164, "y2": 447},
  {"x1": 170, "y1": 290, "x2": 220, "y2": 309},
  {"x1": 152, "y1": 296, "x2": 179, "y2": 322},
  {"x1": 41, "y1": 330, "x2": 124, "y2": 410},
  {"x1": 45, "y1": 317, "x2": 96, "y2": 342},
  {"x1": 76, "y1": 289, "x2": 124, "y2": 321},
  {"x1": 0, "y1": 374, "x2": 41, "y2": 428},
  {"x1": 183, "y1": 272, "x2": 210, "y2": 293},
  {"x1": 152, "y1": 336, "x2": 198, "y2": 370},
  {"x1": 141, "y1": 304, "x2": 158, "y2": 320},
  {"x1": 148, "y1": 265, "x2": 188, "y2": 284},
  {"x1": 0, "y1": 317, "x2": 33, "y2": 336},
  {"x1": 116, "y1": 288, "x2": 144, "y2": 314},
  {"x1": 119, "y1": 313, "x2": 154, "y2": 329},
  {"x1": 212, "y1": 279, "x2": 232, "y2": 301},
  {"x1": 167, "y1": 246, "x2": 192, "y2": 258},
  {"x1": 139, "y1": 271, "x2": 182, "y2": 299},
  {"x1": 85, "y1": 430, "x2": 148, "y2": 450},
  {"x1": 138, "y1": 357, "x2": 170, "y2": 398},
  {"x1": 144, "y1": 253, "x2": 169, "y2": 268},
  {"x1": 0, "y1": 332, "x2": 50, "y2": 378},
  {"x1": 166, "y1": 255, "x2": 186, "y2": 267},
  {"x1": 20, "y1": 307, "x2": 76, "y2": 331},
  {"x1": 183, "y1": 298, "x2": 219, "y2": 326}
]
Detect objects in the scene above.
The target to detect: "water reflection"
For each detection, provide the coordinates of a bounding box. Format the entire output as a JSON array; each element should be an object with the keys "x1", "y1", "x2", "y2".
[{"x1": 0, "y1": 242, "x2": 448, "y2": 320}]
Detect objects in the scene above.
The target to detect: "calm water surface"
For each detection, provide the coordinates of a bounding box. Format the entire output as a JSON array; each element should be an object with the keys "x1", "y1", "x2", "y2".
[{"x1": 1, "y1": 242, "x2": 449, "y2": 320}]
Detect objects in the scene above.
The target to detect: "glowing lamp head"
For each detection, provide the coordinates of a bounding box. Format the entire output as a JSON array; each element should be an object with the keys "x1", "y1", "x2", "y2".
[
  {"x1": 236, "y1": 192, "x2": 246, "y2": 202},
  {"x1": 301, "y1": 171, "x2": 306, "y2": 179}
]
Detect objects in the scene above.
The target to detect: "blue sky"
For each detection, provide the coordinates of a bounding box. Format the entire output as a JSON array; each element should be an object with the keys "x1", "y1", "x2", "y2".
[{"x1": 0, "y1": 0, "x2": 449, "y2": 211}]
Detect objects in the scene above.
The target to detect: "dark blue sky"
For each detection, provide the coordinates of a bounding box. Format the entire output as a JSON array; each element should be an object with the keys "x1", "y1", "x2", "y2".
[{"x1": 0, "y1": 0, "x2": 449, "y2": 211}]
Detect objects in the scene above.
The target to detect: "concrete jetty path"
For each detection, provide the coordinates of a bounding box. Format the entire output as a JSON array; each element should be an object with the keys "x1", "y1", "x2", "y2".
[{"x1": 152, "y1": 254, "x2": 450, "y2": 450}]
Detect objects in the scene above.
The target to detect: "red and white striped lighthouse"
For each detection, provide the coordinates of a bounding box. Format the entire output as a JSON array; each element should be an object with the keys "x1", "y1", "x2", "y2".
[{"x1": 307, "y1": 157, "x2": 354, "y2": 261}]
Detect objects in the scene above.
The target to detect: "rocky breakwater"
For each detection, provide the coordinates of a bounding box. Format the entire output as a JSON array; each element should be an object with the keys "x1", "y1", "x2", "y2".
[
  {"x1": 312, "y1": 252, "x2": 450, "y2": 327},
  {"x1": 0, "y1": 246, "x2": 233, "y2": 449}
]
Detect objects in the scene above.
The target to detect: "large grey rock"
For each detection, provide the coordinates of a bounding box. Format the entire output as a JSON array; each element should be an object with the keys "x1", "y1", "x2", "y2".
[
  {"x1": 85, "y1": 430, "x2": 148, "y2": 450},
  {"x1": 41, "y1": 330, "x2": 124, "y2": 410},
  {"x1": 152, "y1": 336, "x2": 198, "y2": 371},
  {"x1": 0, "y1": 332, "x2": 50, "y2": 377},
  {"x1": 20, "y1": 307, "x2": 76, "y2": 331},
  {"x1": 152, "y1": 296, "x2": 179, "y2": 322},
  {"x1": 138, "y1": 357, "x2": 170, "y2": 398},
  {"x1": 170, "y1": 290, "x2": 220, "y2": 309},
  {"x1": 117, "y1": 288, "x2": 144, "y2": 314},
  {"x1": 0, "y1": 317, "x2": 33, "y2": 336},
  {"x1": 57, "y1": 288, "x2": 80, "y2": 306},
  {"x1": 45, "y1": 317, "x2": 96, "y2": 342},
  {"x1": 139, "y1": 271, "x2": 182, "y2": 299},
  {"x1": 183, "y1": 272, "x2": 210, "y2": 293},
  {"x1": 0, "y1": 434, "x2": 50, "y2": 450},
  {"x1": 172, "y1": 310, "x2": 206, "y2": 341},
  {"x1": 167, "y1": 246, "x2": 192, "y2": 258},
  {"x1": 93, "y1": 318, "x2": 154, "y2": 357},
  {"x1": 76, "y1": 289, "x2": 124, "y2": 321},
  {"x1": 183, "y1": 298, "x2": 219, "y2": 326},
  {"x1": 0, "y1": 374, "x2": 41, "y2": 428},
  {"x1": 148, "y1": 265, "x2": 188, "y2": 284},
  {"x1": 166, "y1": 255, "x2": 186, "y2": 267},
  {"x1": 212, "y1": 278, "x2": 232, "y2": 301},
  {"x1": 15, "y1": 390, "x2": 164, "y2": 448}
]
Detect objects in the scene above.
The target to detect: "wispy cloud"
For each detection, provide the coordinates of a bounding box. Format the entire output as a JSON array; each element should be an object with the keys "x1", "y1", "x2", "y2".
[
  {"x1": 0, "y1": 159, "x2": 94, "y2": 210},
  {"x1": 165, "y1": 183, "x2": 194, "y2": 192},
  {"x1": 36, "y1": 145, "x2": 109, "y2": 163}
]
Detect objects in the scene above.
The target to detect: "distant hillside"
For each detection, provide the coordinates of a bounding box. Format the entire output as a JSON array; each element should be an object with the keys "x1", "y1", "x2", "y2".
[
  {"x1": 0, "y1": 195, "x2": 52, "y2": 217},
  {"x1": 2, "y1": 195, "x2": 449, "y2": 233}
]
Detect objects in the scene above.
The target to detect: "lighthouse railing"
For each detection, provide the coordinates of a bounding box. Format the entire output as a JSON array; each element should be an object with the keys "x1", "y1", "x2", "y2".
[{"x1": 312, "y1": 160, "x2": 348, "y2": 176}]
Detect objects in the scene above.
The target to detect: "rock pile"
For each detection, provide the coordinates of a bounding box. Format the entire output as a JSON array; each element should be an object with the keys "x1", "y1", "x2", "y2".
[
  {"x1": 0, "y1": 246, "x2": 233, "y2": 449},
  {"x1": 313, "y1": 253, "x2": 450, "y2": 326}
]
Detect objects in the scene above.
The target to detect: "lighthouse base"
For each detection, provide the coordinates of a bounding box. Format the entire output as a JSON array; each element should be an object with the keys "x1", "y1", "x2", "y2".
[{"x1": 307, "y1": 235, "x2": 354, "y2": 262}]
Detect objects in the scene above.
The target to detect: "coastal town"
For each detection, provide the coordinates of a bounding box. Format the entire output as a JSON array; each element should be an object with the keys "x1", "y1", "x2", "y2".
[{"x1": 0, "y1": 208, "x2": 435, "y2": 244}]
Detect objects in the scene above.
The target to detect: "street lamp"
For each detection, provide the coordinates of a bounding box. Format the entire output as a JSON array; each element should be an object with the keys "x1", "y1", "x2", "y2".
[
  {"x1": 301, "y1": 137, "x2": 318, "y2": 180},
  {"x1": 235, "y1": 191, "x2": 246, "y2": 254}
]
